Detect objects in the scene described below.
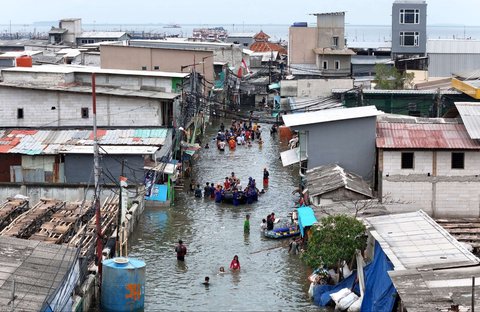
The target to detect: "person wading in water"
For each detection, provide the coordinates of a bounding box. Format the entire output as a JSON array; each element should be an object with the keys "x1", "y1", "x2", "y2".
[{"x1": 175, "y1": 240, "x2": 187, "y2": 261}]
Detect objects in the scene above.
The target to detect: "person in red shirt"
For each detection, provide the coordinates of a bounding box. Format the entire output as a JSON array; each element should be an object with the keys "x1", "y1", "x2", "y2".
[
  {"x1": 224, "y1": 177, "x2": 231, "y2": 190},
  {"x1": 230, "y1": 255, "x2": 240, "y2": 270}
]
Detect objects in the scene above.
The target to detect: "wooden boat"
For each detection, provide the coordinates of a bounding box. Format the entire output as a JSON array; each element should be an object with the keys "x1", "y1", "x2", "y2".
[{"x1": 263, "y1": 225, "x2": 300, "y2": 239}]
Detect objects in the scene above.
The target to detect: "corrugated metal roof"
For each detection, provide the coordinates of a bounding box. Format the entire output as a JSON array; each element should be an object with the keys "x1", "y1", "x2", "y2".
[
  {"x1": 455, "y1": 102, "x2": 480, "y2": 139},
  {"x1": 77, "y1": 31, "x2": 127, "y2": 39},
  {"x1": 288, "y1": 97, "x2": 343, "y2": 113},
  {"x1": 365, "y1": 210, "x2": 479, "y2": 271},
  {"x1": 283, "y1": 105, "x2": 383, "y2": 128},
  {"x1": 427, "y1": 39, "x2": 480, "y2": 54},
  {"x1": 332, "y1": 88, "x2": 461, "y2": 95},
  {"x1": 306, "y1": 164, "x2": 373, "y2": 198},
  {"x1": 61, "y1": 145, "x2": 159, "y2": 155},
  {"x1": 376, "y1": 119, "x2": 480, "y2": 149},
  {"x1": 0, "y1": 128, "x2": 171, "y2": 155}
]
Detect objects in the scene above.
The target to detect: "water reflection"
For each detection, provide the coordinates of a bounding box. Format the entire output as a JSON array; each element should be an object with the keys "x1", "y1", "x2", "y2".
[{"x1": 128, "y1": 119, "x2": 322, "y2": 311}]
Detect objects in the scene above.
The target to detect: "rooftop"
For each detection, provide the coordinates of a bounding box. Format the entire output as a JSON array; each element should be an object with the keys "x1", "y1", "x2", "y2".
[
  {"x1": 306, "y1": 164, "x2": 373, "y2": 198},
  {"x1": 427, "y1": 39, "x2": 480, "y2": 54},
  {"x1": 376, "y1": 114, "x2": 480, "y2": 150},
  {"x1": 364, "y1": 210, "x2": 479, "y2": 271},
  {"x1": 455, "y1": 102, "x2": 480, "y2": 139},
  {"x1": 0, "y1": 236, "x2": 77, "y2": 310},
  {"x1": 332, "y1": 88, "x2": 461, "y2": 95},
  {"x1": 282, "y1": 105, "x2": 383, "y2": 128},
  {"x1": 313, "y1": 47, "x2": 356, "y2": 55},
  {"x1": 0, "y1": 128, "x2": 171, "y2": 155},
  {"x1": 312, "y1": 12, "x2": 345, "y2": 16},
  {"x1": 228, "y1": 32, "x2": 256, "y2": 38},
  {"x1": 1, "y1": 64, "x2": 189, "y2": 78},
  {"x1": 249, "y1": 42, "x2": 287, "y2": 54},
  {"x1": 77, "y1": 31, "x2": 127, "y2": 39}
]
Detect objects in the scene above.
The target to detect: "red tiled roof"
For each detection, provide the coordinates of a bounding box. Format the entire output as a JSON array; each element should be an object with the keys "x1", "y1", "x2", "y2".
[
  {"x1": 254, "y1": 31, "x2": 270, "y2": 41},
  {"x1": 249, "y1": 42, "x2": 287, "y2": 55},
  {"x1": 376, "y1": 122, "x2": 480, "y2": 149}
]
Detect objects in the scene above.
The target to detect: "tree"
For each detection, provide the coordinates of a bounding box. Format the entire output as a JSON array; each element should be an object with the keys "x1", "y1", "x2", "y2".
[
  {"x1": 302, "y1": 214, "x2": 366, "y2": 271},
  {"x1": 374, "y1": 64, "x2": 414, "y2": 90}
]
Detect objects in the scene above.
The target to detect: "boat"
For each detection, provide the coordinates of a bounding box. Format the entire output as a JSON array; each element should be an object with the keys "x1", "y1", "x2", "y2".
[
  {"x1": 163, "y1": 23, "x2": 181, "y2": 28},
  {"x1": 263, "y1": 225, "x2": 300, "y2": 239},
  {"x1": 222, "y1": 191, "x2": 247, "y2": 204}
]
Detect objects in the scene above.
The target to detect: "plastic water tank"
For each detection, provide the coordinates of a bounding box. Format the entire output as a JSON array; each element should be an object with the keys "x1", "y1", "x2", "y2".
[
  {"x1": 16, "y1": 56, "x2": 32, "y2": 67},
  {"x1": 101, "y1": 257, "x2": 146, "y2": 312}
]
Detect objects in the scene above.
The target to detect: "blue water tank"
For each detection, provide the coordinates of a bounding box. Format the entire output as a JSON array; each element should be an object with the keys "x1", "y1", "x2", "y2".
[
  {"x1": 101, "y1": 257, "x2": 146, "y2": 312},
  {"x1": 292, "y1": 22, "x2": 308, "y2": 27}
]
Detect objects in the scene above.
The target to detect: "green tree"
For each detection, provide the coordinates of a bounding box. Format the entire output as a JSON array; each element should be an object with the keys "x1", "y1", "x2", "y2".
[
  {"x1": 374, "y1": 64, "x2": 414, "y2": 90},
  {"x1": 302, "y1": 214, "x2": 366, "y2": 270}
]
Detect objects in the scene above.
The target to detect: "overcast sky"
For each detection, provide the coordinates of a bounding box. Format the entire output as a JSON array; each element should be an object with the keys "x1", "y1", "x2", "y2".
[{"x1": 0, "y1": 0, "x2": 478, "y2": 26}]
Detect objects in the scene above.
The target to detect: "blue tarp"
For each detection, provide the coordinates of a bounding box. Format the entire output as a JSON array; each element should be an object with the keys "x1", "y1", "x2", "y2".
[
  {"x1": 146, "y1": 184, "x2": 168, "y2": 202},
  {"x1": 297, "y1": 206, "x2": 318, "y2": 237},
  {"x1": 312, "y1": 241, "x2": 397, "y2": 311}
]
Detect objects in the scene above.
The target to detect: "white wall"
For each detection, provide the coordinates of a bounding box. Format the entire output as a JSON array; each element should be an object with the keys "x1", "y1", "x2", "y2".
[
  {"x1": 280, "y1": 78, "x2": 353, "y2": 98},
  {"x1": 0, "y1": 87, "x2": 166, "y2": 127},
  {"x1": 381, "y1": 150, "x2": 480, "y2": 217}
]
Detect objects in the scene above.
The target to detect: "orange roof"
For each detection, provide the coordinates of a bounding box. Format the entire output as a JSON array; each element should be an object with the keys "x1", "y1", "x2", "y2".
[
  {"x1": 249, "y1": 42, "x2": 287, "y2": 55},
  {"x1": 253, "y1": 31, "x2": 270, "y2": 41}
]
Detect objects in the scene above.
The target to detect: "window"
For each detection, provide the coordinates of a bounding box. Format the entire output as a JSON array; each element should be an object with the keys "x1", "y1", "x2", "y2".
[
  {"x1": 401, "y1": 152, "x2": 414, "y2": 169},
  {"x1": 243, "y1": 43, "x2": 249, "y2": 47},
  {"x1": 334, "y1": 60, "x2": 340, "y2": 70},
  {"x1": 332, "y1": 36, "x2": 339, "y2": 47},
  {"x1": 141, "y1": 66, "x2": 147, "y2": 71},
  {"x1": 451, "y1": 152, "x2": 465, "y2": 169},
  {"x1": 17, "y1": 108, "x2": 24, "y2": 119},
  {"x1": 400, "y1": 9, "x2": 420, "y2": 24},
  {"x1": 322, "y1": 61, "x2": 328, "y2": 70},
  {"x1": 154, "y1": 66, "x2": 159, "y2": 70},
  {"x1": 81, "y1": 107, "x2": 89, "y2": 118},
  {"x1": 400, "y1": 31, "x2": 419, "y2": 46}
]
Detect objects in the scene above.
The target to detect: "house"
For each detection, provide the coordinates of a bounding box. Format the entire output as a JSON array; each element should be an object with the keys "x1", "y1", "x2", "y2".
[
  {"x1": 306, "y1": 164, "x2": 373, "y2": 206},
  {"x1": 391, "y1": 0, "x2": 428, "y2": 70},
  {"x1": 288, "y1": 13, "x2": 355, "y2": 78},
  {"x1": 0, "y1": 65, "x2": 186, "y2": 128},
  {"x1": 48, "y1": 18, "x2": 130, "y2": 46},
  {"x1": 249, "y1": 31, "x2": 287, "y2": 55},
  {"x1": 226, "y1": 32, "x2": 256, "y2": 48},
  {"x1": 376, "y1": 113, "x2": 480, "y2": 217},
  {"x1": 281, "y1": 105, "x2": 383, "y2": 179}
]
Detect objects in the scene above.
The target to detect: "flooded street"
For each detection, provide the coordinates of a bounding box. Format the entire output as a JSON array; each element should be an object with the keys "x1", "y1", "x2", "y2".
[{"x1": 129, "y1": 119, "x2": 320, "y2": 311}]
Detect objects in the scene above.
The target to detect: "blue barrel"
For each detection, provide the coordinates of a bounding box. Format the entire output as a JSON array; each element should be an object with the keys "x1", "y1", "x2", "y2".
[{"x1": 101, "y1": 257, "x2": 146, "y2": 312}]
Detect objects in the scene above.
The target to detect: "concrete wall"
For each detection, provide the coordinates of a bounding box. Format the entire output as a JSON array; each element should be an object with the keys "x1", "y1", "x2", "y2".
[
  {"x1": 0, "y1": 86, "x2": 168, "y2": 127},
  {"x1": 380, "y1": 150, "x2": 480, "y2": 217},
  {"x1": 315, "y1": 54, "x2": 352, "y2": 74},
  {"x1": 391, "y1": 2, "x2": 427, "y2": 55},
  {"x1": 100, "y1": 45, "x2": 215, "y2": 84},
  {"x1": 2, "y1": 71, "x2": 75, "y2": 85},
  {"x1": 280, "y1": 78, "x2": 353, "y2": 98},
  {"x1": 75, "y1": 72, "x2": 174, "y2": 93},
  {"x1": 65, "y1": 154, "x2": 145, "y2": 184},
  {"x1": 316, "y1": 14, "x2": 345, "y2": 49},
  {"x1": 288, "y1": 27, "x2": 317, "y2": 65},
  {"x1": 294, "y1": 116, "x2": 377, "y2": 179}
]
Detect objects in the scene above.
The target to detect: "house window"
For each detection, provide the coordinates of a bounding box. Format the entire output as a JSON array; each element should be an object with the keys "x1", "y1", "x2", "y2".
[
  {"x1": 332, "y1": 36, "x2": 339, "y2": 47},
  {"x1": 243, "y1": 43, "x2": 249, "y2": 47},
  {"x1": 451, "y1": 152, "x2": 465, "y2": 169},
  {"x1": 322, "y1": 61, "x2": 328, "y2": 70},
  {"x1": 81, "y1": 107, "x2": 89, "y2": 118},
  {"x1": 141, "y1": 66, "x2": 147, "y2": 71},
  {"x1": 17, "y1": 108, "x2": 24, "y2": 119},
  {"x1": 154, "y1": 66, "x2": 159, "y2": 70},
  {"x1": 401, "y1": 152, "x2": 414, "y2": 169},
  {"x1": 400, "y1": 9, "x2": 420, "y2": 24},
  {"x1": 335, "y1": 60, "x2": 340, "y2": 70},
  {"x1": 400, "y1": 31, "x2": 419, "y2": 46}
]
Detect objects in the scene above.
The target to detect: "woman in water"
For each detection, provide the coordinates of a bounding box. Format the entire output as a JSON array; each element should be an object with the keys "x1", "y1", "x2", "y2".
[{"x1": 230, "y1": 255, "x2": 241, "y2": 270}]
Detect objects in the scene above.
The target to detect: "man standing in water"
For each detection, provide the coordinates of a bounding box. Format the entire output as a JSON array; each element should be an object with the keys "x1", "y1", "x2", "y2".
[
  {"x1": 175, "y1": 240, "x2": 187, "y2": 261},
  {"x1": 244, "y1": 214, "x2": 250, "y2": 233},
  {"x1": 263, "y1": 168, "x2": 269, "y2": 189}
]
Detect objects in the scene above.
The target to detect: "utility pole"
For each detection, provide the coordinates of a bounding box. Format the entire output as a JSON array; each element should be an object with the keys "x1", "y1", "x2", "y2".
[
  {"x1": 92, "y1": 73, "x2": 103, "y2": 284},
  {"x1": 116, "y1": 160, "x2": 125, "y2": 257}
]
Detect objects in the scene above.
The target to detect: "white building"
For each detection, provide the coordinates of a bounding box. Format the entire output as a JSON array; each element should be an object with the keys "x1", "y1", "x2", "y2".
[
  {"x1": 0, "y1": 65, "x2": 186, "y2": 127},
  {"x1": 376, "y1": 113, "x2": 480, "y2": 217}
]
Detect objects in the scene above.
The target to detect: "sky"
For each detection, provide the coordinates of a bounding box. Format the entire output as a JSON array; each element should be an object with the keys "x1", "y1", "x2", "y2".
[{"x1": 0, "y1": 0, "x2": 478, "y2": 26}]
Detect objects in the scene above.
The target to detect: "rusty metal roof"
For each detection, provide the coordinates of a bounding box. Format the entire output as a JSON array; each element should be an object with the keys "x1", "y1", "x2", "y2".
[
  {"x1": 0, "y1": 128, "x2": 171, "y2": 155},
  {"x1": 376, "y1": 117, "x2": 480, "y2": 149}
]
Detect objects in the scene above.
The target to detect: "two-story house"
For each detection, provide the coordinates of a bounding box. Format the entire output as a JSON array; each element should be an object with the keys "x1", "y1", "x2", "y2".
[{"x1": 391, "y1": 0, "x2": 428, "y2": 70}]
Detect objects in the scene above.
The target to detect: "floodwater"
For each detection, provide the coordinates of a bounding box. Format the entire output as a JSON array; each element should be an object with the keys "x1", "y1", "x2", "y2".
[{"x1": 128, "y1": 119, "x2": 321, "y2": 311}]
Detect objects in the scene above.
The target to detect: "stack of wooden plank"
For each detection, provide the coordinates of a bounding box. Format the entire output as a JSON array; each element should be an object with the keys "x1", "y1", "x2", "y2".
[
  {"x1": 436, "y1": 218, "x2": 480, "y2": 249},
  {"x1": 0, "y1": 198, "x2": 28, "y2": 232}
]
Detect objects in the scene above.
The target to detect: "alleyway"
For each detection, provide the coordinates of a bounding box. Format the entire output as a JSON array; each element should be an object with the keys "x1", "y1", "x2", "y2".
[{"x1": 129, "y1": 119, "x2": 320, "y2": 311}]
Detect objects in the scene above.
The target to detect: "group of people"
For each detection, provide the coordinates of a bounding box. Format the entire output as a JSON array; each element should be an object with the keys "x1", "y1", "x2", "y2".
[
  {"x1": 216, "y1": 119, "x2": 264, "y2": 151},
  {"x1": 260, "y1": 212, "x2": 277, "y2": 231}
]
